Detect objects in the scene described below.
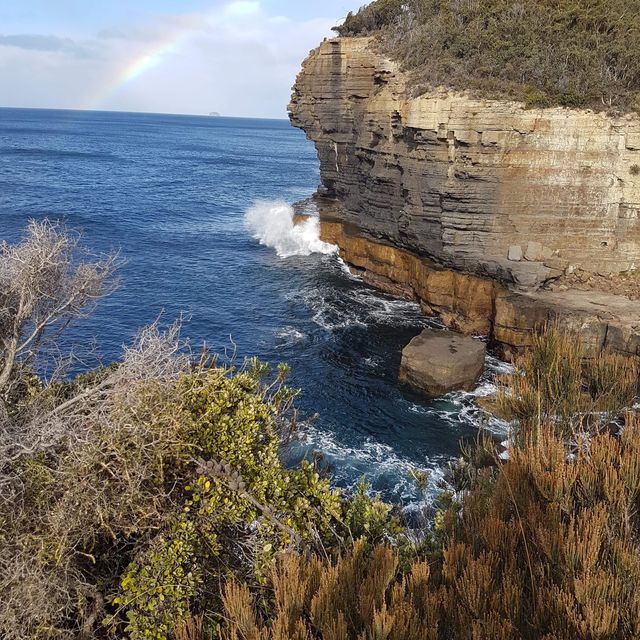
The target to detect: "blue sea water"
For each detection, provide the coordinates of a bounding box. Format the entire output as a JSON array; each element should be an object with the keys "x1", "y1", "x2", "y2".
[{"x1": 0, "y1": 108, "x2": 505, "y2": 509}]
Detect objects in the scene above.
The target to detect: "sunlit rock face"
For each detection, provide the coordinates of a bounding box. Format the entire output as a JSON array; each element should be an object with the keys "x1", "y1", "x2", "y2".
[
  {"x1": 399, "y1": 329, "x2": 486, "y2": 396},
  {"x1": 289, "y1": 37, "x2": 640, "y2": 357},
  {"x1": 289, "y1": 37, "x2": 640, "y2": 288},
  {"x1": 308, "y1": 205, "x2": 640, "y2": 358}
]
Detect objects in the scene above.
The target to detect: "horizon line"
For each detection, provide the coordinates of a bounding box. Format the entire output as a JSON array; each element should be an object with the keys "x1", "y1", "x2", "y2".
[{"x1": 0, "y1": 105, "x2": 290, "y2": 121}]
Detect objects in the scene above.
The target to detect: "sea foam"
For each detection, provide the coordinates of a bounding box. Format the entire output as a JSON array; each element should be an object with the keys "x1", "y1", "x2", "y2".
[{"x1": 244, "y1": 200, "x2": 337, "y2": 258}]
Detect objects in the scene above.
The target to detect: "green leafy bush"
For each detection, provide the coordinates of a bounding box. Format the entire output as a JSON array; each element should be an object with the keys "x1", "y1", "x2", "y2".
[
  {"x1": 0, "y1": 223, "x2": 402, "y2": 640},
  {"x1": 113, "y1": 368, "x2": 346, "y2": 639},
  {"x1": 1, "y1": 345, "x2": 398, "y2": 640}
]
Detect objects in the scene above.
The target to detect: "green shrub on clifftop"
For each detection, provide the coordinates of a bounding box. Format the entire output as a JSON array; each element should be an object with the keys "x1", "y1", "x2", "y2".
[
  {"x1": 0, "y1": 223, "x2": 399, "y2": 640},
  {"x1": 336, "y1": 0, "x2": 640, "y2": 114}
]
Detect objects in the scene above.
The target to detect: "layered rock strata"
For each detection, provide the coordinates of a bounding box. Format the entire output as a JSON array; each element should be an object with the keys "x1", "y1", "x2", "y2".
[
  {"x1": 290, "y1": 37, "x2": 640, "y2": 357},
  {"x1": 290, "y1": 37, "x2": 640, "y2": 285},
  {"x1": 295, "y1": 196, "x2": 640, "y2": 358}
]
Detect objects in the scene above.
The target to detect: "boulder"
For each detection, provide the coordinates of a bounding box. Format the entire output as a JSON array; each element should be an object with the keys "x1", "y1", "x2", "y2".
[
  {"x1": 399, "y1": 329, "x2": 486, "y2": 397},
  {"x1": 524, "y1": 241, "x2": 544, "y2": 261},
  {"x1": 508, "y1": 245, "x2": 523, "y2": 261}
]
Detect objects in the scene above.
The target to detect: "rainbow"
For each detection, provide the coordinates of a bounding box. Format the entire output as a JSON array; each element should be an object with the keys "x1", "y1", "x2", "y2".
[
  {"x1": 83, "y1": 2, "x2": 260, "y2": 111},
  {"x1": 82, "y1": 14, "x2": 201, "y2": 111}
]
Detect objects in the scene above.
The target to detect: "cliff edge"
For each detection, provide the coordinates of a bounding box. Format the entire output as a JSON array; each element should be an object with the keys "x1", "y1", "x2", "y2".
[{"x1": 289, "y1": 37, "x2": 640, "y2": 357}]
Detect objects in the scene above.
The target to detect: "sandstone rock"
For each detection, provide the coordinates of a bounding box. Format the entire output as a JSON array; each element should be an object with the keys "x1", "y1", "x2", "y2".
[
  {"x1": 316, "y1": 210, "x2": 497, "y2": 335},
  {"x1": 508, "y1": 245, "x2": 523, "y2": 261},
  {"x1": 399, "y1": 329, "x2": 486, "y2": 396},
  {"x1": 541, "y1": 246, "x2": 554, "y2": 260},
  {"x1": 290, "y1": 38, "x2": 640, "y2": 359},
  {"x1": 289, "y1": 37, "x2": 640, "y2": 286},
  {"x1": 524, "y1": 241, "x2": 544, "y2": 262},
  {"x1": 509, "y1": 262, "x2": 553, "y2": 288},
  {"x1": 493, "y1": 289, "x2": 640, "y2": 359},
  {"x1": 308, "y1": 200, "x2": 640, "y2": 358},
  {"x1": 544, "y1": 256, "x2": 569, "y2": 271}
]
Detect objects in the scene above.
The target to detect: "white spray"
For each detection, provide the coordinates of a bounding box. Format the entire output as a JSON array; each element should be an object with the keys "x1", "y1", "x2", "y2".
[{"x1": 244, "y1": 200, "x2": 337, "y2": 258}]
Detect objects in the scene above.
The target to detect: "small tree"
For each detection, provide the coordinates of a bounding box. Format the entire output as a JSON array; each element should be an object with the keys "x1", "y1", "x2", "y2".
[{"x1": 0, "y1": 220, "x2": 116, "y2": 409}]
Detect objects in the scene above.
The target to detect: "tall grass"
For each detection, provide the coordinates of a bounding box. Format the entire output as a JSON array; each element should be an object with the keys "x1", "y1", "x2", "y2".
[{"x1": 497, "y1": 324, "x2": 639, "y2": 440}]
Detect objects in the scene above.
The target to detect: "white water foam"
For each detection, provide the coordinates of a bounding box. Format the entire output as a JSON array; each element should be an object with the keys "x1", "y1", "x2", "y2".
[
  {"x1": 404, "y1": 351, "x2": 514, "y2": 438},
  {"x1": 293, "y1": 422, "x2": 448, "y2": 511},
  {"x1": 286, "y1": 284, "x2": 433, "y2": 332},
  {"x1": 285, "y1": 286, "x2": 367, "y2": 331},
  {"x1": 275, "y1": 326, "x2": 307, "y2": 345},
  {"x1": 244, "y1": 200, "x2": 337, "y2": 258}
]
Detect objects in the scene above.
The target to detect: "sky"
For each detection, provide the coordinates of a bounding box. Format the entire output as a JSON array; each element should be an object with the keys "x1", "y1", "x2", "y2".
[{"x1": 0, "y1": 0, "x2": 359, "y2": 117}]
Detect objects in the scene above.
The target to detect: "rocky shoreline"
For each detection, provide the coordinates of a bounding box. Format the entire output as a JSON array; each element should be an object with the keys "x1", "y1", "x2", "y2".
[
  {"x1": 290, "y1": 37, "x2": 640, "y2": 361},
  {"x1": 295, "y1": 194, "x2": 640, "y2": 360}
]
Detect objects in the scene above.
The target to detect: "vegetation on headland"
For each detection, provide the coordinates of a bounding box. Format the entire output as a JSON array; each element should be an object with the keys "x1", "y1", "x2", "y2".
[
  {"x1": 1, "y1": 222, "x2": 639, "y2": 639},
  {"x1": 219, "y1": 327, "x2": 640, "y2": 640},
  {"x1": 0, "y1": 222, "x2": 396, "y2": 640},
  {"x1": 334, "y1": 0, "x2": 640, "y2": 114}
]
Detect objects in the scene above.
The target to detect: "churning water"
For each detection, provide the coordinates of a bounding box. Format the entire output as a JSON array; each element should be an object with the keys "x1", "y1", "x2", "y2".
[{"x1": 0, "y1": 108, "x2": 506, "y2": 510}]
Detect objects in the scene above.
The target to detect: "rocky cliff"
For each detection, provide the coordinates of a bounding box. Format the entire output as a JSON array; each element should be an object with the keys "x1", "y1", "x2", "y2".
[{"x1": 289, "y1": 37, "x2": 640, "y2": 356}]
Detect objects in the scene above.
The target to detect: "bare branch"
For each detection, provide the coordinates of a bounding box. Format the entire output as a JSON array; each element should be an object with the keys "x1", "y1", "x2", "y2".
[{"x1": 0, "y1": 219, "x2": 118, "y2": 398}]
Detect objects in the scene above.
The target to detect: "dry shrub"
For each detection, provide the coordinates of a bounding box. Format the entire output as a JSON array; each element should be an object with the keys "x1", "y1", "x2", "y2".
[
  {"x1": 220, "y1": 413, "x2": 640, "y2": 639},
  {"x1": 0, "y1": 219, "x2": 116, "y2": 405},
  {"x1": 0, "y1": 322, "x2": 194, "y2": 639},
  {"x1": 334, "y1": 0, "x2": 405, "y2": 35},
  {"x1": 175, "y1": 615, "x2": 206, "y2": 640},
  {"x1": 221, "y1": 542, "x2": 439, "y2": 640},
  {"x1": 497, "y1": 324, "x2": 639, "y2": 438},
  {"x1": 220, "y1": 327, "x2": 640, "y2": 639}
]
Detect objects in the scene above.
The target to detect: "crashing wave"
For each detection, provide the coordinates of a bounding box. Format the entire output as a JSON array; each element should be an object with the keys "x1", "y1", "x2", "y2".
[{"x1": 244, "y1": 200, "x2": 337, "y2": 258}]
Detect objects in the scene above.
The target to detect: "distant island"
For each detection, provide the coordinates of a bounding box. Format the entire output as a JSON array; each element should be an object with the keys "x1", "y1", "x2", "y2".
[{"x1": 208, "y1": 111, "x2": 221, "y2": 117}]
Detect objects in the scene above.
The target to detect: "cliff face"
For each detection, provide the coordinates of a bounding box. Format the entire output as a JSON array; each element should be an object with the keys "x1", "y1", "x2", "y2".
[
  {"x1": 290, "y1": 37, "x2": 640, "y2": 287},
  {"x1": 289, "y1": 37, "x2": 640, "y2": 357},
  {"x1": 310, "y1": 202, "x2": 639, "y2": 357}
]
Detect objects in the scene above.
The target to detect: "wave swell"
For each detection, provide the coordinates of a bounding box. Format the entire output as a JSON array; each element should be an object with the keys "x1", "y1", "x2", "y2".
[{"x1": 244, "y1": 200, "x2": 337, "y2": 258}]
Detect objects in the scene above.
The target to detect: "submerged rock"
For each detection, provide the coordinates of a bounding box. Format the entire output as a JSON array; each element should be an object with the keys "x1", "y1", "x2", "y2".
[{"x1": 399, "y1": 329, "x2": 486, "y2": 397}]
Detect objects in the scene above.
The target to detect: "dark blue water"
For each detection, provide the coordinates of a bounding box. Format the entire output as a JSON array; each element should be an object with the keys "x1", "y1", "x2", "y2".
[{"x1": 0, "y1": 108, "x2": 505, "y2": 507}]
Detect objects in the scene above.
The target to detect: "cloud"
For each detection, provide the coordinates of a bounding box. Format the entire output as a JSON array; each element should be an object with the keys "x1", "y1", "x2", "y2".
[
  {"x1": 0, "y1": 1, "x2": 339, "y2": 117},
  {"x1": 223, "y1": 1, "x2": 261, "y2": 17},
  {"x1": 96, "y1": 28, "x2": 130, "y2": 40},
  {"x1": 0, "y1": 33, "x2": 95, "y2": 58}
]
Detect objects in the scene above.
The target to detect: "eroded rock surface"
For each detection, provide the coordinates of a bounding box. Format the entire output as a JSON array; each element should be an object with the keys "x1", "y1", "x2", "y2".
[
  {"x1": 399, "y1": 329, "x2": 486, "y2": 396},
  {"x1": 294, "y1": 198, "x2": 640, "y2": 358},
  {"x1": 289, "y1": 37, "x2": 640, "y2": 357},
  {"x1": 290, "y1": 37, "x2": 640, "y2": 286}
]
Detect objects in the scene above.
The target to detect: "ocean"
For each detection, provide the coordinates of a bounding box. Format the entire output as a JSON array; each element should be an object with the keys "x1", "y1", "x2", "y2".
[{"x1": 0, "y1": 108, "x2": 507, "y2": 511}]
